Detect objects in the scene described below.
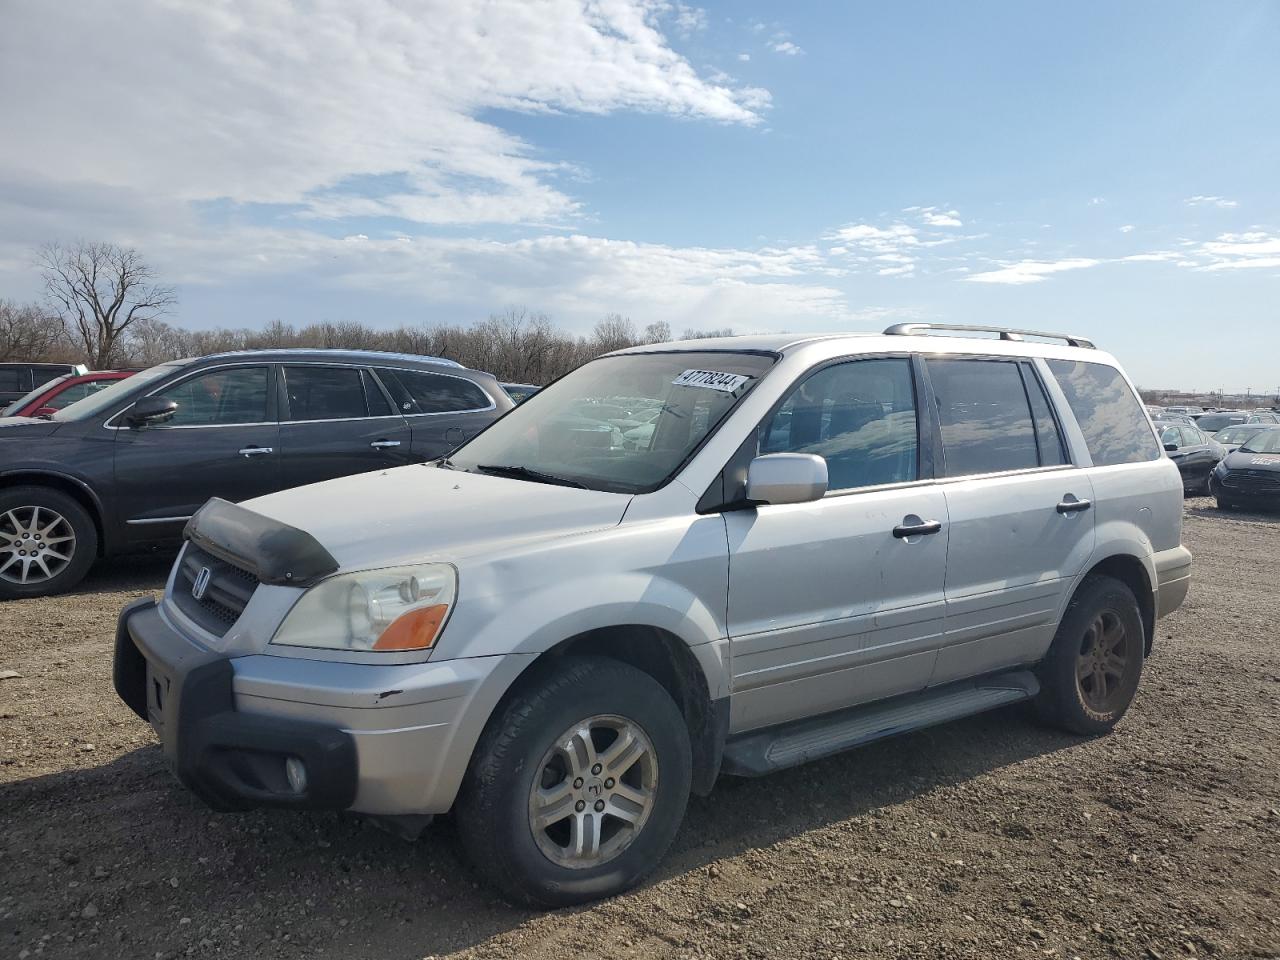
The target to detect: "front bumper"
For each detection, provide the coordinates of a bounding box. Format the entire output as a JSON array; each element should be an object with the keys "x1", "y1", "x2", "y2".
[
  {"x1": 114, "y1": 597, "x2": 530, "y2": 815},
  {"x1": 114, "y1": 597, "x2": 357, "y2": 811}
]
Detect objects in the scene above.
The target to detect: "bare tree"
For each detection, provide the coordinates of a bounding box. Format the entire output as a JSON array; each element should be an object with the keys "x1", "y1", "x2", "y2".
[
  {"x1": 591, "y1": 313, "x2": 637, "y2": 353},
  {"x1": 39, "y1": 241, "x2": 177, "y2": 368},
  {"x1": 642, "y1": 320, "x2": 671, "y2": 344},
  {"x1": 0, "y1": 299, "x2": 68, "y2": 362}
]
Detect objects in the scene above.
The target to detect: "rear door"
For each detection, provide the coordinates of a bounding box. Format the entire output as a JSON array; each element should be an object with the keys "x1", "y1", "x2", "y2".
[
  {"x1": 926, "y1": 357, "x2": 1096, "y2": 685},
  {"x1": 276, "y1": 364, "x2": 414, "y2": 488},
  {"x1": 376, "y1": 367, "x2": 499, "y2": 460},
  {"x1": 726, "y1": 355, "x2": 950, "y2": 732},
  {"x1": 113, "y1": 364, "x2": 279, "y2": 539}
]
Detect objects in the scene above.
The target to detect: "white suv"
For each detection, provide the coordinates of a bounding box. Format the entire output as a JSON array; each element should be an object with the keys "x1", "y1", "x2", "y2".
[{"x1": 114, "y1": 324, "x2": 1192, "y2": 906}]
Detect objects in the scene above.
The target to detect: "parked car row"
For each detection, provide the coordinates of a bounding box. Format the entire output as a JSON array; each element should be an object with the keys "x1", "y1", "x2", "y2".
[{"x1": 0, "y1": 349, "x2": 514, "y2": 598}]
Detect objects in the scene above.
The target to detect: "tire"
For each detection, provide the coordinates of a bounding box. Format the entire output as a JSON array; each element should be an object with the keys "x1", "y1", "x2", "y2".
[
  {"x1": 455, "y1": 656, "x2": 692, "y2": 907},
  {"x1": 0, "y1": 486, "x2": 98, "y2": 600},
  {"x1": 1216, "y1": 497, "x2": 1235, "y2": 511},
  {"x1": 1035, "y1": 575, "x2": 1145, "y2": 736}
]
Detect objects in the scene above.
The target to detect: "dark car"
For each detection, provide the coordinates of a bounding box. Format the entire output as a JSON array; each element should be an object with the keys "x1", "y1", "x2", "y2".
[
  {"x1": 1212, "y1": 423, "x2": 1270, "y2": 454},
  {"x1": 0, "y1": 362, "x2": 87, "y2": 405},
  {"x1": 1195, "y1": 411, "x2": 1248, "y2": 432},
  {"x1": 2, "y1": 369, "x2": 136, "y2": 418},
  {"x1": 0, "y1": 349, "x2": 512, "y2": 599},
  {"x1": 1156, "y1": 422, "x2": 1221, "y2": 495},
  {"x1": 1210, "y1": 426, "x2": 1280, "y2": 510}
]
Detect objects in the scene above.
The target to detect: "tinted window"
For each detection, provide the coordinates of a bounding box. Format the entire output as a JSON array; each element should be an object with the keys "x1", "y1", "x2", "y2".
[
  {"x1": 762, "y1": 358, "x2": 918, "y2": 491},
  {"x1": 1046, "y1": 359, "x2": 1159, "y2": 466},
  {"x1": 363, "y1": 372, "x2": 393, "y2": 416},
  {"x1": 385, "y1": 369, "x2": 490, "y2": 413},
  {"x1": 1023, "y1": 365, "x2": 1068, "y2": 466},
  {"x1": 0, "y1": 369, "x2": 27, "y2": 392},
  {"x1": 156, "y1": 366, "x2": 269, "y2": 426},
  {"x1": 928, "y1": 359, "x2": 1039, "y2": 476},
  {"x1": 284, "y1": 366, "x2": 368, "y2": 421}
]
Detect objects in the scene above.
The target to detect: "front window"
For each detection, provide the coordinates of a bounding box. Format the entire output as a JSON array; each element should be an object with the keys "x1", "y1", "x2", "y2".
[
  {"x1": 154, "y1": 366, "x2": 270, "y2": 426},
  {"x1": 54, "y1": 363, "x2": 184, "y2": 421},
  {"x1": 447, "y1": 351, "x2": 775, "y2": 493},
  {"x1": 1240, "y1": 430, "x2": 1280, "y2": 454}
]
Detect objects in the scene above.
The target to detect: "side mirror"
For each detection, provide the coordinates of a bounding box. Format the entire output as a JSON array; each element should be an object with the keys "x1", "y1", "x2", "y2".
[
  {"x1": 745, "y1": 453, "x2": 828, "y2": 505},
  {"x1": 1163, "y1": 443, "x2": 1179, "y2": 452},
  {"x1": 126, "y1": 396, "x2": 178, "y2": 428}
]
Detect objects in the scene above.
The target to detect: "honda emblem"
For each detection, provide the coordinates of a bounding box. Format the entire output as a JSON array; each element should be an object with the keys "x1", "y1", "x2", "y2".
[{"x1": 191, "y1": 566, "x2": 212, "y2": 601}]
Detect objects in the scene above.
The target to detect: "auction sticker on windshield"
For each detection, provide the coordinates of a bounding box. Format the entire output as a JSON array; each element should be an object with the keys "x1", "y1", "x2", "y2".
[{"x1": 672, "y1": 369, "x2": 752, "y2": 393}]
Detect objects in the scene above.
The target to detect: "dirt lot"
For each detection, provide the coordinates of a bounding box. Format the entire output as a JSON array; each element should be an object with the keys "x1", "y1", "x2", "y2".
[{"x1": 2, "y1": 497, "x2": 1278, "y2": 960}]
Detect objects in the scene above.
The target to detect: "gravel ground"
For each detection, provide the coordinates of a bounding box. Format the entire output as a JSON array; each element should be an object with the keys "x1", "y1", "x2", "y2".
[{"x1": 2, "y1": 497, "x2": 1279, "y2": 960}]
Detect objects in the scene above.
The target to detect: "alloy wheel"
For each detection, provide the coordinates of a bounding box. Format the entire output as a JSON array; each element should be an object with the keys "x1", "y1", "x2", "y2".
[
  {"x1": 0, "y1": 506, "x2": 77, "y2": 585},
  {"x1": 527, "y1": 714, "x2": 658, "y2": 869},
  {"x1": 1076, "y1": 610, "x2": 1130, "y2": 712}
]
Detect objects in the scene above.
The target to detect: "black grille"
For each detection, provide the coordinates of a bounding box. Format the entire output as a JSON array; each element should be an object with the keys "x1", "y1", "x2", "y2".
[
  {"x1": 171, "y1": 543, "x2": 259, "y2": 636},
  {"x1": 1222, "y1": 469, "x2": 1280, "y2": 495}
]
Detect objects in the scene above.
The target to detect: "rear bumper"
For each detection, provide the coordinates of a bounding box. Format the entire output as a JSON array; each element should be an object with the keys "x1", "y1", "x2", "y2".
[
  {"x1": 1153, "y1": 545, "x2": 1193, "y2": 619},
  {"x1": 114, "y1": 597, "x2": 531, "y2": 816}
]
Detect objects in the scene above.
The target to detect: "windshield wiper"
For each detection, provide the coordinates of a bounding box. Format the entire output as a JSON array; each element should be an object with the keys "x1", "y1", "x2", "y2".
[{"x1": 475, "y1": 464, "x2": 588, "y2": 489}]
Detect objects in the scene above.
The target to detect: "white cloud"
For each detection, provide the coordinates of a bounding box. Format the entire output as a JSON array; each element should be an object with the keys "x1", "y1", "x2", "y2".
[
  {"x1": 1193, "y1": 231, "x2": 1280, "y2": 270},
  {"x1": 0, "y1": 0, "x2": 768, "y2": 228},
  {"x1": 1119, "y1": 224, "x2": 1135, "y2": 233},
  {"x1": 737, "y1": 52, "x2": 751, "y2": 61},
  {"x1": 1088, "y1": 197, "x2": 1107, "y2": 206},
  {"x1": 920, "y1": 208, "x2": 963, "y2": 227},
  {"x1": 771, "y1": 40, "x2": 803, "y2": 55},
  {"x1": 964, "y1": 258, "x2": 1100, "y2": 285},
  {"x1": 1185, "y1": 195, "x2": 1239, "y2": 208},
  {"x1": 670, "y1": 3, "x2": 708, "y2": 35}
]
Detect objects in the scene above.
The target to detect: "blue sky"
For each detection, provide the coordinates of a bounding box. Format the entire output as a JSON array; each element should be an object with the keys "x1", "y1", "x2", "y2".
[{"x1": 0, "y1": 1, "x2": 1277, "y2": 391}]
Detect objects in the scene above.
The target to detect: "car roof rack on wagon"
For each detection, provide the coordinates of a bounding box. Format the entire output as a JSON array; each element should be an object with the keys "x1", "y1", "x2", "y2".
[{"x1": 882, "y1": 322, "x2": 1096, "y2": 349}]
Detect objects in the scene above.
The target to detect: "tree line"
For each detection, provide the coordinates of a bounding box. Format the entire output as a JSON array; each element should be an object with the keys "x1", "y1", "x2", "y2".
[{"x1": 0, "y1": 241, "x2": 734, "y2": 384}]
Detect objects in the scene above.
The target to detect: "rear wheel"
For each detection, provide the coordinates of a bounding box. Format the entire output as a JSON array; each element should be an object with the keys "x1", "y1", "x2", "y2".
[
  {"x1": 1035, "y1": 575, "x2": 1144, "y2": 735},
  {"x1": 455, "y1": 657, "x2": 692, "y2": 907},
  {"x1": 0, "y1": 487, "x2": 98, "y2": 600}
]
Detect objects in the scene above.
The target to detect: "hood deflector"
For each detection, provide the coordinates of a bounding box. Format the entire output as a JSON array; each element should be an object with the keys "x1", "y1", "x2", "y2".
[{"x1": 184, "y1": 498, "x2": 339, "y2": 587}]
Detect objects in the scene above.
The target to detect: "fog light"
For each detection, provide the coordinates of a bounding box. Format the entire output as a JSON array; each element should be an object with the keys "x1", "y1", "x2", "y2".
[{"x1": 285, "y1": 756, "x2": 308, "y2": 794}]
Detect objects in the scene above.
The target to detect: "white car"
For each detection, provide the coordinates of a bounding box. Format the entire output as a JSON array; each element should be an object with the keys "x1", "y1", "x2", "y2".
[{"x1": 115, "y1": 323, "x2": 1191, "y2": 906}]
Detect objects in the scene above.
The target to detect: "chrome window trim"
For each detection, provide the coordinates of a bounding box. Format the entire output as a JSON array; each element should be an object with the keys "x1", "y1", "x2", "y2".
[{"x1": 808, "y1": 463, "x2": 1080, "y2": 502}]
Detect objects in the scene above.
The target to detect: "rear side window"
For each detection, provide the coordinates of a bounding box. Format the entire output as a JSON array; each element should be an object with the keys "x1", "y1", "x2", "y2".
[
  {"x1": 1023, "y1": 365, "x2": 1068, "y2": 466},
  {"x1": 927, "y1": 358, "x2": 1039, "y2": 476},
  {"x1": 0, "y1": 368, "x2": 28, "y2": 392},
  {"x1": 283, "y1": 366, "x2": 369, "y2": 421},
  {"x1": 383, "y1": 369, "x2": 491, "y2": 414},
  {"x1": 1046, "y1": 359, "x2": 1159, "y2": 466}
]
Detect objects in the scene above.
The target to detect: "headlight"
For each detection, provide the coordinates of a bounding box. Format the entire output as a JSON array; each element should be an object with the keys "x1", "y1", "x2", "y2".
[
  {"x1": 1213, "y1": 461, "x2": 1228, "y2": 477},
  {"x1": 271, "y1": 563, "x2": 456, "y2": 652}
]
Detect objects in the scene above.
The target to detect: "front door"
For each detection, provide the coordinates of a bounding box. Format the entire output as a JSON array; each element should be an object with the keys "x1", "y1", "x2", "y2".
[
  {"x1": 277, "y1": 364, "x2": 414, "y2": 488},
  {"x1": 923, "y1": 357, "x2": 1096, "y2": 684},
  {"x1": 726, "y1": 356, "x2": 949, "y2": 733},
  {"x1": 114, "y1": 364, "x2": 280, "y2": 542}
]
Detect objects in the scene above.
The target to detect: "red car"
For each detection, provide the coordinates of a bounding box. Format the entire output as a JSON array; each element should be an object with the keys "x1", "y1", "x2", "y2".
[{"x1": 2, "y1": 370, "x2": 137, "y2": 418}]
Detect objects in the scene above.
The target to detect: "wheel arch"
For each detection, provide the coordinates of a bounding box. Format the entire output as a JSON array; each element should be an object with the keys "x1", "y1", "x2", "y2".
[
  {"x1": 490, "y1": 624, "x2": 727, "y2": 797},
  {"x1": 0, "y1": 470, "x2": 108, "y2": 556},
  {"x1": 1079, "y1": 552, "x2": 1156, "y2": 655}
]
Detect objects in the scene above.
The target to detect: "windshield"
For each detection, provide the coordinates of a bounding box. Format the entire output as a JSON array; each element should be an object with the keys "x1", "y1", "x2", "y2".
[
  {"x1": 53, "y1": 363, "x2": 184, "y2": 421},
  {"x1": 1239, "y1": 429, "x2": 1280, "y2": 454},
  {"x1": 1216, "y1": 425, "x2": 1262, "y2": 444},
  {"x1": 447, "y1": 351, "x2": 776, "y2": 493},
  {"x1": 2, "y1": 375, "x2": 71, "y2": 416},
  {"x1": 1196, "y1": 414, "x2": 1243, "y2": 431}
]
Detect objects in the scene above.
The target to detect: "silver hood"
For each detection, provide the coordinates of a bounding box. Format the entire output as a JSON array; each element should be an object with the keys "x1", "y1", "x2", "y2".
[{"x1": 242, "y1": 463, "x2": 633, "y2": 571}]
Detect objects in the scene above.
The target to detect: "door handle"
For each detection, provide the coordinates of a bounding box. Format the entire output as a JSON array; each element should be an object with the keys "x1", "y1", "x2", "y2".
[
  {"x1": 370, "y1": 440, "x2": 402, "y2": 449},
  {"x1": 1056, "y1": 497, "x2": 1092, "y2": 514},
  {"x1": 892, "y1": 518, "x2": 942, "y2": 539},
  {"x1": 238, "y1": 446, "x2": 274, "y2": 457}
]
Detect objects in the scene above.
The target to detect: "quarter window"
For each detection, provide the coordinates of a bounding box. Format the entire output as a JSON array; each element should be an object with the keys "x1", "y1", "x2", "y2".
[
  {"x1": 383, "y1": 369, "x2": 490, "y2": 414},
  {"x1": 283, "y1": 366, "x2": 370, "y2": 421},
  {"x1": 761, "y1": 358, "x2": 919, "y2": 491},
  {"x1": 154, "y1": 366, "x2": 270, "y2": 426},
  {"x1": 928, "y1": 359, "x2": 1039, "y2": 476},
  {"x1": 1046, "y1": 359, "x2": 1159, "y2": 466}
]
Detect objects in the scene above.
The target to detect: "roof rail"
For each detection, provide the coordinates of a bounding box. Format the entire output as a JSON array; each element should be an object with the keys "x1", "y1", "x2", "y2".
[{"x1": 882, "y1": 322, "x2": 1095, "y2": 349}]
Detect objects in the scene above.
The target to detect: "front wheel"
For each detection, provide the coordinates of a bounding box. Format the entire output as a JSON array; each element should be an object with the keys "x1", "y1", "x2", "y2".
[
  {"x1": 1035, "y1": 575, "x2": 1145, "y2": 735},
  {"x1": 0, "y1": 486, "x2": 98, "y2": 600},
  {"x1": 455, "y1": 656, "x2": 692, "y2": 907}
]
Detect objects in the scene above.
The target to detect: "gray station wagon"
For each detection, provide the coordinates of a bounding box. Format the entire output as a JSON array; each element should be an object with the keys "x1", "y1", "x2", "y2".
[{"x1": 114, "y1": 323, "x2": 1192, "y2": 906}]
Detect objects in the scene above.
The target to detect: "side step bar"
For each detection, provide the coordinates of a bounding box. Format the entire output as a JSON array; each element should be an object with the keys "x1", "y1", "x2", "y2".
[{"x1": 720, "y1": 671, "x2": 1040, "y2": 777}]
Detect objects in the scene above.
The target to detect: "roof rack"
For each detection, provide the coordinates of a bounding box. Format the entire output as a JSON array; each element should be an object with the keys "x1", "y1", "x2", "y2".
[{"x1": 882, "y1": 322, "x2": 1095, "y2": 349}]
